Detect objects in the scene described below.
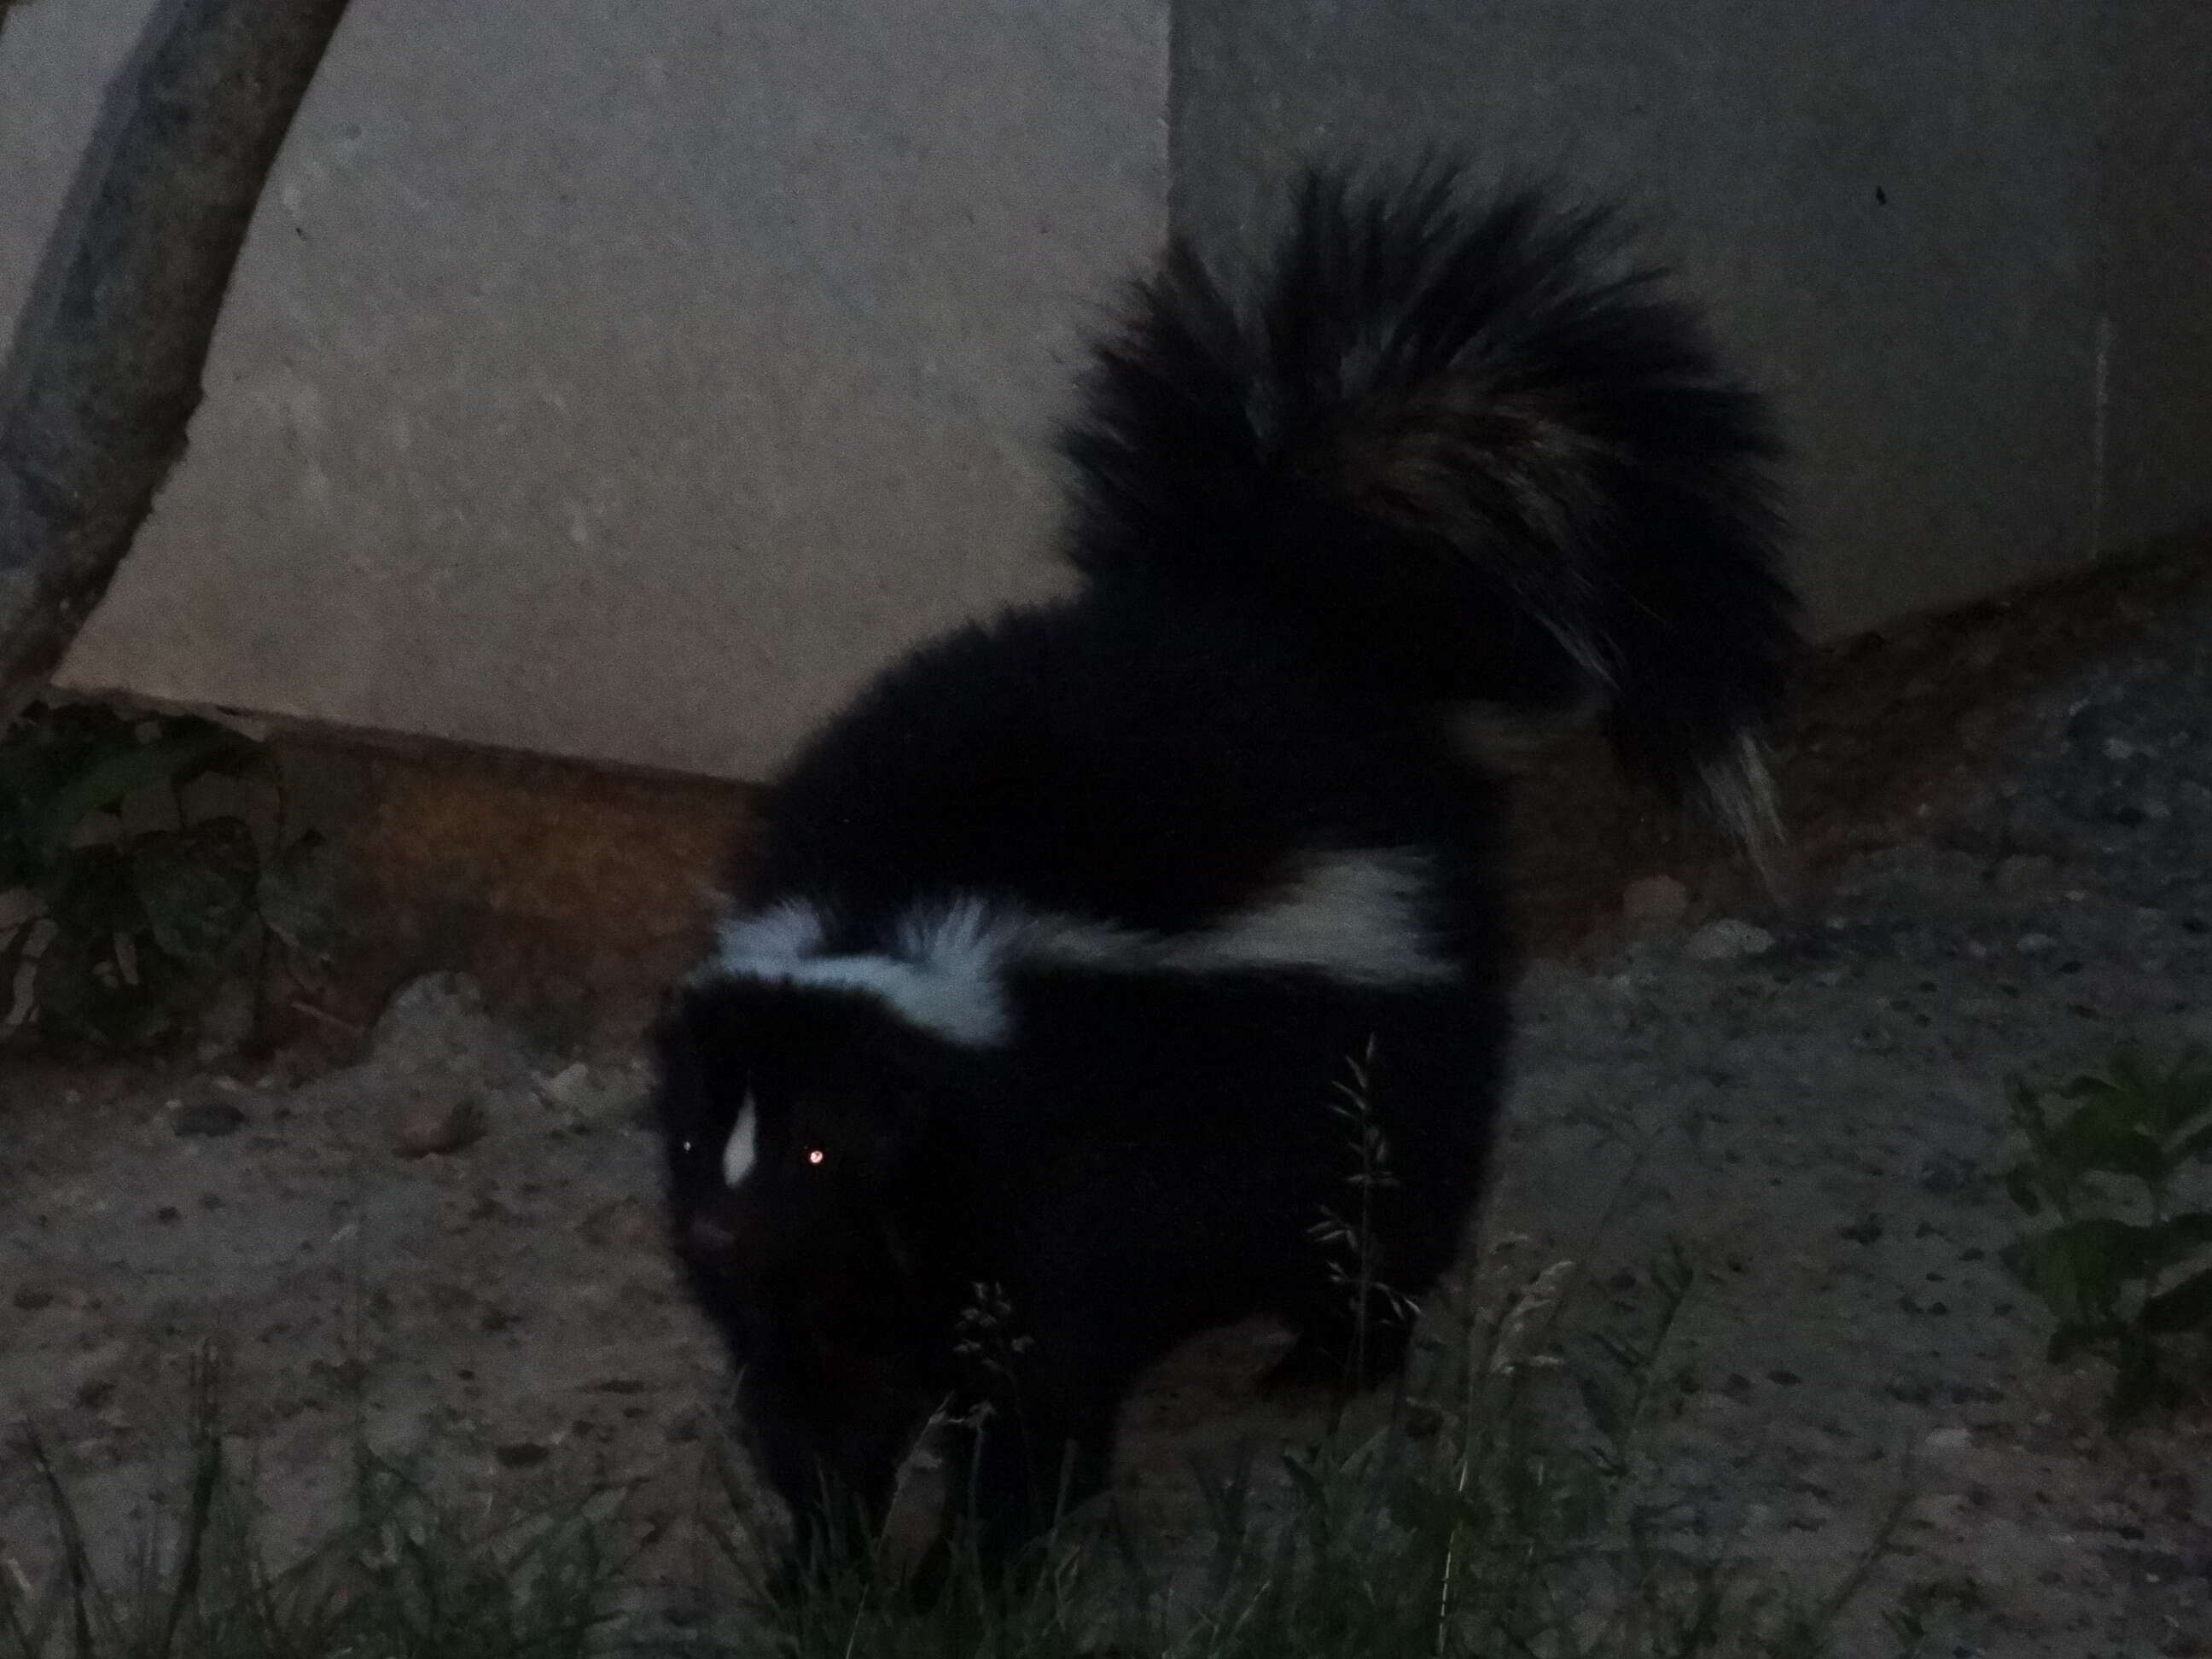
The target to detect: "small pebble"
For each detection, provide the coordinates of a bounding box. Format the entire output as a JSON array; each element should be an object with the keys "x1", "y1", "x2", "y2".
[
  {"x1": 538, "y1": 1062, "x2": 597, "y2": 1110},
  {"x1": 173, "y1": 1101, "x2": 246, "y2": 1138},
  {"x1": 1621, "y1": 875, "x2": 1691, "y2": 935},
  {"x1": 1992, "y1": 853, "x2": 2056, "y2": 892},
  {"x1": 392, "y1": 1096, "x2": 487, "y2": 1158},
  {"x1": 1685, "y1": 919, "x2": 1774, "y2": 961}
]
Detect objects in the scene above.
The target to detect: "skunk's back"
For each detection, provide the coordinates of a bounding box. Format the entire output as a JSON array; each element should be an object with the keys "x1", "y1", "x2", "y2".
[{"x1": 752, "y1": 585, "x2": 1503, "y2": 941}]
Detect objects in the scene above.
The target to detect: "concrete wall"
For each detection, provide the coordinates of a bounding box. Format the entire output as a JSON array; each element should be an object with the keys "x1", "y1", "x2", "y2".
[
  {"x1": 2101, "y1": 0, "x2": 2212, "y2": 557},
  {"x1": 1173, "y1": 0, "x2": 2210, "y2": 641},
  {"x1": 3, "y1": 0, "x2": 1165, "y2": 777},
  {"x1": 4, "y1": 0, "x2": 2209, "y2": 778}
]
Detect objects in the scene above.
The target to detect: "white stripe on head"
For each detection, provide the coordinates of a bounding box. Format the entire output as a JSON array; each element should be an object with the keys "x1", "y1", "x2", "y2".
[
  {"x1": 721, "y1": 1095, "x2": 758, "y2": 1187},
  {"x1": 703, "y1": 895, "x2": 1014, "y2": 1047},
  {"x1": 747, "y1": 953, "x2": 1010, "y2": 1046},
  {"x1": 713, "y1": 899, "x2": 827, "y2": 972}
]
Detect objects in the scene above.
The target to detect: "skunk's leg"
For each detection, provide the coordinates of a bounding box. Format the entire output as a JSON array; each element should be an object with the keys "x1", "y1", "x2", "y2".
[
  {"x1": 1263, "y1": 1289, "x2": 1419, "y2": 1397},
  {"x1": 740, "y1": 1377, "x2": 910, "y2": 1594},
  {"x1": 940, "y1": 1342, "x2": 1132, "y2": 1569}
]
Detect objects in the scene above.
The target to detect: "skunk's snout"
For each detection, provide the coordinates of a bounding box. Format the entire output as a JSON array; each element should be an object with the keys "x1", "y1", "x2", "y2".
[
  {"x1": 684, "y1": 1208, "x2": 742, "y2": 1266},
  {"x1": 678, "y1": 1190, "x2": 771, "y2": 1281}
]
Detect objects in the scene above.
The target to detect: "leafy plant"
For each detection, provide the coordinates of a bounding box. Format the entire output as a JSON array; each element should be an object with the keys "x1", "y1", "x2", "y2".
[
  {"x1": 2000, "y1": 1051, "x2": 2212, "y2": 1419},
  {"x1": 0, "y1": 700, "x2": 330, "y2": 1048}
]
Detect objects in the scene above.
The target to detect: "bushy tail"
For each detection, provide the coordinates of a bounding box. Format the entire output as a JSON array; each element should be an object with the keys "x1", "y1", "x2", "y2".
[{"x1": 1058, "y1": 166, "x2": 1796, "y2": 853}]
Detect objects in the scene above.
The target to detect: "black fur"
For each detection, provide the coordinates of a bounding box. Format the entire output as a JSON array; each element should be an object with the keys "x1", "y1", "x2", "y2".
[{"x1": 653, "y1": 166, "x2": 1796, "y2": 1576}]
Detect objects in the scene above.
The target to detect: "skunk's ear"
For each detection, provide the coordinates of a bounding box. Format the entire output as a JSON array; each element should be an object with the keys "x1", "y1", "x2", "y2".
[
  {"x1": 681, "y1": 975, "x2": 765, "y2": 1045},
  {"x1": 647, "y1": 983, "x2": 694, "y2": 1057}
]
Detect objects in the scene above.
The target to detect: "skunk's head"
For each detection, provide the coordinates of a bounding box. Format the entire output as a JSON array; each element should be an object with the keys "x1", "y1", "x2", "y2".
[{"x1": 652, "y1": 975, "x2": 969, "y2": 1353}]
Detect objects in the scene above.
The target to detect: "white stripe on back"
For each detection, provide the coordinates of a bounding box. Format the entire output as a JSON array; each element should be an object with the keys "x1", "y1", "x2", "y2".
[{"x1": 700, "y1": 848, "x2": 1454, "y2": 1047}]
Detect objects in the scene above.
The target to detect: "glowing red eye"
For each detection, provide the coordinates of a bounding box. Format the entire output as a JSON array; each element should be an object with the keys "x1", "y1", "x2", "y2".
[{"x1": 806, "y1": 1148, "x2": 825, "y2": 1166}]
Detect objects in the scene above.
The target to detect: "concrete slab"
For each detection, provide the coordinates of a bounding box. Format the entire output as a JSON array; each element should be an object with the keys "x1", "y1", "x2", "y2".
[{"x1": 17, "y1": 0, "x2": 1167, "y2": 777}]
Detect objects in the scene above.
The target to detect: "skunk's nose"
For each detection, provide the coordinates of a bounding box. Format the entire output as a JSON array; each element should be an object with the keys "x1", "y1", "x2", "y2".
[{"x1": 684, "y1": 1209, "x2": 742, "y2": 1265}]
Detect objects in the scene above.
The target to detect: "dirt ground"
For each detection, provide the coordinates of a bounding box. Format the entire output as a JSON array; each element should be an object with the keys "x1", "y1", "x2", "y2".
[{"x1": 5, "y1": 544, "x2": 2212, "y2": 1655}]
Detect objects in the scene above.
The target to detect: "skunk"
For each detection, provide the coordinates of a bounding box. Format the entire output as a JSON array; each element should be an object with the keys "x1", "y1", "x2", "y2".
[{"x1": 652, "y1": 166, "x2": 1795, "y2": 1574}]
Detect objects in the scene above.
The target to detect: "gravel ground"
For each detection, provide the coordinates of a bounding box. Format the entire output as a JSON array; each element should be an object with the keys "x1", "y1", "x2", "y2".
[{"x1": 3, "y1": 590, "x2": 2209, "y2": 1656}]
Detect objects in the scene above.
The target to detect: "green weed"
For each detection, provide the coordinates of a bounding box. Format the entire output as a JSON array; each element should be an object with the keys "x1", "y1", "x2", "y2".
[
  {"x1": 5, "y1": 1253, "x2": 1878, "y2": 1658},
  {"x1": 2000, "y1": 1050, "x2": 2212, "y2": 1419},
  {"x1": 700, "y1": 1239, "x2": 1872, "y2": 1658},
  {"x1": 1, "y1": 1354, "x2": 624, "y2": 1659}
]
